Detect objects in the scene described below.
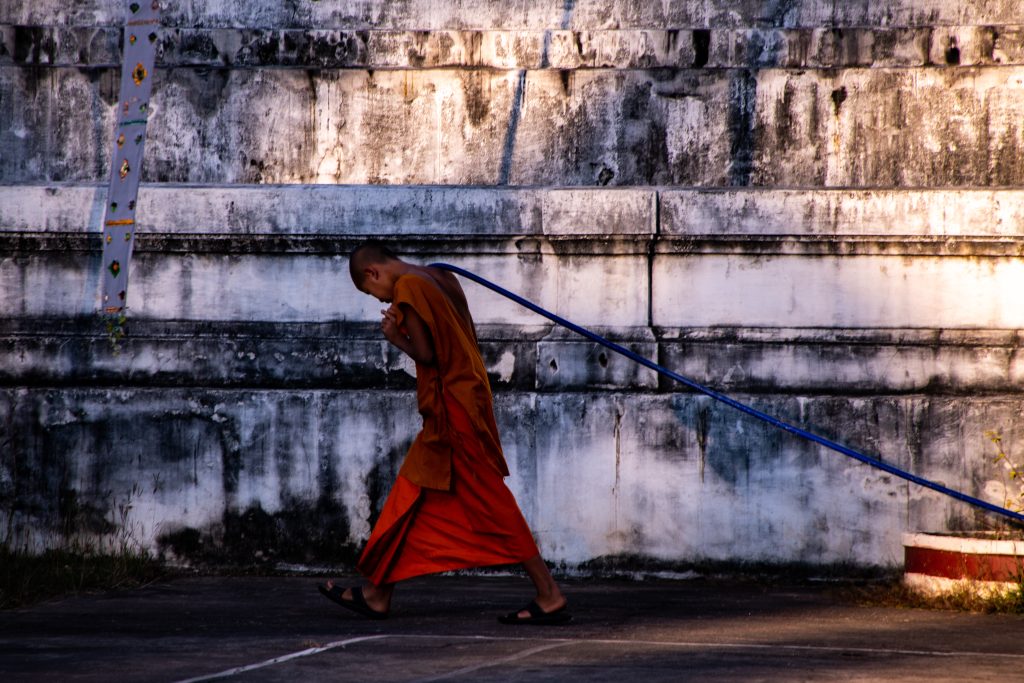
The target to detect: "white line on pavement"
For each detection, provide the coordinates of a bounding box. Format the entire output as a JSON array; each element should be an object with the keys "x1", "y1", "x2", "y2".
[
  {"x1": 171, "y1": 635, "x2": 388, "y2": 683},
  {"x1": 580, "y1": 637, "x2": 1024, "y2": 660},
  {"x1": 404, "y1": 640, "x2": 576, "y2": 683},
  {"x1": 387, "y1": 633, "x2": 1024, "y2": 661},
  {"x1": 172, "y1": 631, "x2": 1024, "y2": 681}
]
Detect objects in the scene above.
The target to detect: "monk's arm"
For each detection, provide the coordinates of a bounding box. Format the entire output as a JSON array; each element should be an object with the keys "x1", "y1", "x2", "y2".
[{"x1": 382, "y1": 303, "x2": 435, "y2": 365}]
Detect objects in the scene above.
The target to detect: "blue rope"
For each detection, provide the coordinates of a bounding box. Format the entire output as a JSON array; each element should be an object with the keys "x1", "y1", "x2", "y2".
[{"x1": 430, "y1": 261, "x2": 1024, "y2": 524}]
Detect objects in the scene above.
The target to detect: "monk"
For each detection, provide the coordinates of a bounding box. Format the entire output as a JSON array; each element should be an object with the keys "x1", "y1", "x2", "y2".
[{"x1": 318, "y1": 241, "x2": 570, "y2": 625}]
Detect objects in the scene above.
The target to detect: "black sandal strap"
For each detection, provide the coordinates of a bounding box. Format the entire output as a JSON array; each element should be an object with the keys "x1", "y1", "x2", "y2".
[{"x1": 525, "y1": 601, "x2": 544, "y2": 618}]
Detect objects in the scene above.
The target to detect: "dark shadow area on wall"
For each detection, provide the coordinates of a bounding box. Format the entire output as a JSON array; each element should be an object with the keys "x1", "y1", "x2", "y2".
[
  {"x1": 154, "y1": 433, "x2": 410, "y2": 569},
  {"x1": 157, "y1": 495, "x2": 359, "y2": 569},
  {"x1": 692, "y1": 29, "x2": 711, "y2": 68},
  {"x1": 727, "y1": 69, "x2": 758, "y2": 186}
]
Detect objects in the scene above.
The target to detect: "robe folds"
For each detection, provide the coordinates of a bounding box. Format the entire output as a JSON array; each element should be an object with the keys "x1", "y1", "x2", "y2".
[
  {"x1": 356, "y1": 273, "x2": 540, "y2": 585},
  {"x1": 389, "y1": 273, "x2": 507, "y2": 491}
]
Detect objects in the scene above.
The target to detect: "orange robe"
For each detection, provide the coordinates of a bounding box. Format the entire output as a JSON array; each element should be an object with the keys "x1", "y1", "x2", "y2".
[{"x1": 356, "y1": 273, "x2": 540, "y2": 585}]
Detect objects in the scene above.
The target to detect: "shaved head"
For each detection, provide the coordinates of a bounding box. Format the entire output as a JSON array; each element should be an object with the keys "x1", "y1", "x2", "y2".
[{"x1": 349, "y1": 241, "x2": 399, "y2": 285}]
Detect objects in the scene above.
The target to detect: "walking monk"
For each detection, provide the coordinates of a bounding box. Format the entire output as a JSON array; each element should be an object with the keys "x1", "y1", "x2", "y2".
[{"x1": 318, "y1": 242, "x2": 570, "y2": 625}]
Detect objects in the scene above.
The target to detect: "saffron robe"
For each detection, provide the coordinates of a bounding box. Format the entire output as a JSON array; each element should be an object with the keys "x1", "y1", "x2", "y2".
[
  {"x1": 387, "y1": 272, "x2": 508, "y2": 491},
  {"x1": 356, "y1": 273, "x2": 539, "y2": 585}
]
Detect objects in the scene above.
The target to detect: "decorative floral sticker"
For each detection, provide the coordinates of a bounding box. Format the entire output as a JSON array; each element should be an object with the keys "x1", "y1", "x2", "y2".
[
  {"x1": 120, "y1": 159, "x2": 131, "y2": 179},
  {"x1": 117, "y1": 133, "x2": 125, "y2": 148},
  {"x1": 132, "y1": 63, "x2": 147, "y2": 86},
  {"x1": 109, "y1": 260, "x2": 121, "y2": 277}
]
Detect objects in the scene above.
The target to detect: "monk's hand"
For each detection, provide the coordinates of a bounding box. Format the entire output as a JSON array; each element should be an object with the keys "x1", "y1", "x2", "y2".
[{"x1": 381, "y1": 306, "x2": 403, "y2": 344}]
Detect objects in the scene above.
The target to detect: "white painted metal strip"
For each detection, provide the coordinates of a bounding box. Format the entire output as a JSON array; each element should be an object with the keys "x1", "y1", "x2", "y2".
[{"x1": 99, "y1": 1, "x2": 160, "y2": 315}]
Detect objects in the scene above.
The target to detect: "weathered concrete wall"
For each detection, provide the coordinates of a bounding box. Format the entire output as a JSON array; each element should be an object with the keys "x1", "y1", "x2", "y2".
[
  {"x1": 2, "y1": 184, "x2": 1021, "y2": 568},
  {"x1": 1, "y1": 1, "x2": 1022, "y2": 571},
  {"x1": 3, "y1": 184, "x2": 1022, "y2": 329},
  {"x1": 3, "y1": 1, "x2": 1022, "y2": 29},
  {"x1": 4, "y1": 385, "x2": 1022, "y2": 566},
  {"x1": 5, "y1": 2, "x2": 1024, "y2": 187},
  {"x1": 5, "y1": 63, "x2": 1024, "y2": 186}
]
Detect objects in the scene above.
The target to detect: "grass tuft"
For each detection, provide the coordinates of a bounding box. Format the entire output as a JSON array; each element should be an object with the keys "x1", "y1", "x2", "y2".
[
  {"x1": 0, "y1": 543, "x2": 165, "y2": 610},
  {"x1": 845, "y1": 579, "x2": 1024, "y2": 614}
]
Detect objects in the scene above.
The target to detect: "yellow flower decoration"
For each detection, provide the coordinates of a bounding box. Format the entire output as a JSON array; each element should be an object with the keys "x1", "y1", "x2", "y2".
[{"x1": 132, "y1": 62, "x2": 147, "y2": 86}]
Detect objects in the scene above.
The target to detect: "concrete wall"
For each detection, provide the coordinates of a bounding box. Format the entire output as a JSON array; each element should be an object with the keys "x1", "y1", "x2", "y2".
[
  {"x1": 6, "y1": 41, "x2": 1024, "y2": 186},
  {"x1": 1, "y1": 1, "x2": 1022, "y2": 571}
]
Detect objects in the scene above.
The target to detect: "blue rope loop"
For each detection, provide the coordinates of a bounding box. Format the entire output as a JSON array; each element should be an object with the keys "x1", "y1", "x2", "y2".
[{"x1": 429, "y1": 261, "x2": 1024, "y2": 525}]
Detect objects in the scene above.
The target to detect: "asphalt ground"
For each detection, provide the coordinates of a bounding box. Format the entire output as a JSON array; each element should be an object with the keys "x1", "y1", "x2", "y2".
[{"x1": 2, "y1": 573, "x2": 1023, "y2": 682}]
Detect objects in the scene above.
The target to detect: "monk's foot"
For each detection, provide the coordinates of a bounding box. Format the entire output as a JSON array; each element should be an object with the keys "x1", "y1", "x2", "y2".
[
  {"x1": 498, "y1": 595, "x2": 572, "y2": 625},
  {"x1": 520, "y1": 594, "x2": 566, "y2": 619},
  {"x1": 325, "y1": 579, "x2": 392, "y2": 613}
]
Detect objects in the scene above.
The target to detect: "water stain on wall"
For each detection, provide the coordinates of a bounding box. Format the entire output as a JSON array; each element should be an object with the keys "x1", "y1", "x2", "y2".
[
  {"x1": 157, "y1": 495, "x2": 358, "y2": 566},
  {"x1": 461, "y1": 70, "x2": 491, "y2": 127},
  {"x1": 727, "y1": 69, "x2": 758, "y2": 186}
]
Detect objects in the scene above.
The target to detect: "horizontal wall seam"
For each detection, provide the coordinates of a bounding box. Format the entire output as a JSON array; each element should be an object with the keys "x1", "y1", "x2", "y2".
[
  {"x1": 2, "y1": 381, "x2": 1021, "y2": 397},
  {"x1": 7, "y1": 63, "x2": 1024, "y2": 74},
  {"x1": 2, "y1": 233, "x2": 1021, "y2": 257},
  {"x1": 2, "y1": 322, "x2": 1020, "y2": 342},
  {"x1": 4, "y1": 22, "x2": 1024, "y2": 31}
]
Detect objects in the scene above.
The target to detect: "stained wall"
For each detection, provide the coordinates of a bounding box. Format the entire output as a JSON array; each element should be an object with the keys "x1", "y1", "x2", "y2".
[{"x1": 1, "y1": 1, "x2": 1022, "y2": 569}]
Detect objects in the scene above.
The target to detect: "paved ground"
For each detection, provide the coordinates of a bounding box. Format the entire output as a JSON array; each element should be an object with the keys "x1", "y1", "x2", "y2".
[{"x1": 1, "y1": 573, "x2": 1023, "y2": 682}]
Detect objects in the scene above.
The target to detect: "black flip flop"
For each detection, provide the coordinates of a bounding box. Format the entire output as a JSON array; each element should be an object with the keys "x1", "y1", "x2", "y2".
[
  {"x1": 498, "y1": 600, "x2": 572, "y2": 625},
  {"x1": 317, "y1": 584, "x2": 389, "y2": 620}
]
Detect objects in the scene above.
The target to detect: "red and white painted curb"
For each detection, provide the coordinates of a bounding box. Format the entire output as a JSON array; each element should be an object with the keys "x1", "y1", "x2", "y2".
[{"x1": 903, "y1": 532, "x2": 1024, "y2": 596}]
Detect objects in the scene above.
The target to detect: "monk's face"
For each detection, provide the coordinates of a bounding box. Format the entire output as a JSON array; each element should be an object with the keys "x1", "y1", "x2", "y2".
[{"x1": 356, "y1": 267, "x2": 394, "y2": 303}]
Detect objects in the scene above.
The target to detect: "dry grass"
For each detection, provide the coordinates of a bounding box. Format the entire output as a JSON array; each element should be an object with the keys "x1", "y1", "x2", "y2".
[
  {"x1": 845, "y1": 579, "x2": 1024, "y2": 614},
  {"x1": 0, "y1": 543, "x2": 164, "y2": 610}
]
